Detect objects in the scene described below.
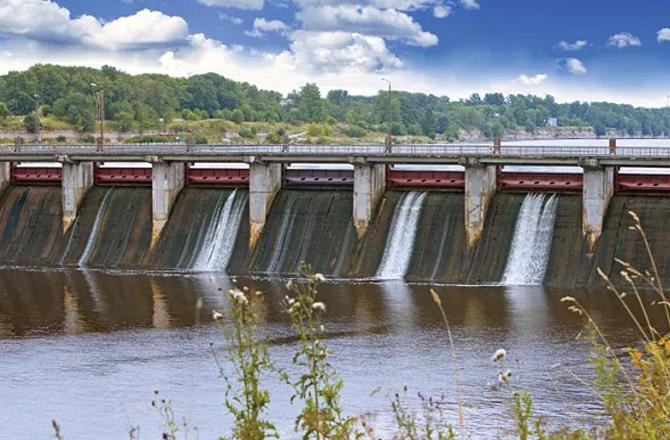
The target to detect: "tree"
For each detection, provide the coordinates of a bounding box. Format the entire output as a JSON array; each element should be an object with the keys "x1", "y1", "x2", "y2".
[
  {"x1": 230, "y1": 109, "x2": 244, "y2": 124},
  {"x1": 297, "y1": 83, "x2": 323, "y2": 122},
  {"x1": 420, "y1": 108, "x2": 436, "y2": 136},
  {"x1": 23, "y1": 112, "x2": 40, "y2": 133},
  {"x1": 0, "y1": 102, "x2": 9, "y2": 121}
]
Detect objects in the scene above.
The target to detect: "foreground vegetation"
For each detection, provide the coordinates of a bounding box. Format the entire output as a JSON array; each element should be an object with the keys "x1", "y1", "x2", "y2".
[
  {"x1": 2, "y1": 65, "x2": 670, "y2": 145},
  {"x1": 53, "y1": 213, "x2": 669, "y2": 439}
]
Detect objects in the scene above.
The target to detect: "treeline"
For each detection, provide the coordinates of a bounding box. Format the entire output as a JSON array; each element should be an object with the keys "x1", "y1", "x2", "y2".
[{"x1": 1, "y1": 64, "x2": 669, "y2": 139}]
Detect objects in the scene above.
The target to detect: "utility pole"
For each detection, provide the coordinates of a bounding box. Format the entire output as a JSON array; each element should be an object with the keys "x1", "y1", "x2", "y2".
[
  {"x1": 33, "y1": 94, "x2": 41, "y2": 143},
  {"x1": 90, "y1": 83, "x2": 105, "y2": 150},
  {"x1": 381, "y1": 78, "x2": 392, "y2": 153}
]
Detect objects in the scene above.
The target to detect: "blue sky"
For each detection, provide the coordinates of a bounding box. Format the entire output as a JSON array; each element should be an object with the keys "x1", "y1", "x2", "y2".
[{"x1": 1, "y1": 0, "x2": 669, "y2": 105}]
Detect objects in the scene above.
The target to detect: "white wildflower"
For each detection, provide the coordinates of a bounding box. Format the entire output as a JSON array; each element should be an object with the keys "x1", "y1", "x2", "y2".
[
  {"x1": 498, "y1": 369, "x2": 512, "y2": 384},
  {"x1": 312, "y1": 302, "x2": 326, "y2": 312},
  {"x1": 314, "y1": 273, "x2": 326, "y2": 282},
  {"x1": 212, "y1": 310, "x2": 224, "y2": 321},
  {"x1": 242, "y1": 286, "x2": 249, "y2": 292},
  {"x1": 229, "y1": 288, "x2": 248, "y2": 305},
  {"x1": 491, "y1": 348, "x2": 506, "y2": 363},
  {"x1": 286, "y1": 280, "x2": 294, "y2": 289},
  {"x1": 255, "y1": 290, "x2": 262, "y2": 296}
]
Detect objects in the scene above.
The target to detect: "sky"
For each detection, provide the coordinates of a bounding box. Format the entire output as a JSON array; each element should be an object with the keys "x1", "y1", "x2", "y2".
[{"x1": 0, "y1": 0, "x2": 669, "y2": 106}]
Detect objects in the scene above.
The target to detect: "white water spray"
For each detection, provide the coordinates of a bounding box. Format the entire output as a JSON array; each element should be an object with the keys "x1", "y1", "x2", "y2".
[
  {"x1": 376, "y1": 191, "x2": 427, "y2": 280},
  {"x1": 78, "y1": 189, "x2": 113, "y2": 268},
  {"x1": 192, "y1": 189, "x2": 246, "y2": 272},
  {"x1": 502, "y1": 193, "x2": 558, "y2": 286}
]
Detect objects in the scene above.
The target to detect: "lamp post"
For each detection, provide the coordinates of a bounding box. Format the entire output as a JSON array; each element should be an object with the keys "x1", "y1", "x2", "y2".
[
  {"x1": 381, "y1": 78, "x2": 392, "y2": 152},
  {"x1": 90, "y1": 83, "x2": 105, "y2": 150},
  {"x1": 33, "y1": 94, "x2": 41, "y2": 143}
]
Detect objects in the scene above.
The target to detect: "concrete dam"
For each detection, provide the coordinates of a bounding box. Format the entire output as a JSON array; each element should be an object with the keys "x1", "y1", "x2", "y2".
[{"x1": 1, "y1": 142, "x2": 670, "y2": 287}]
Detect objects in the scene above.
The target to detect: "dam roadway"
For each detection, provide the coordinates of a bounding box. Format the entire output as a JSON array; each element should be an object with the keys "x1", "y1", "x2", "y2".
[{"x1": 0, "y1": 140, "x2": 669, "y2": 256}]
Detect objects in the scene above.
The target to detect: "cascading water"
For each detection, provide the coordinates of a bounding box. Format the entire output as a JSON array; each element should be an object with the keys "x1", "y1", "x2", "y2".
[
  {"x1": 501, "y1": 193, "x2": 558, "y2": 286},
  {"x1": 376, "y1": 191, "x2": 427, "y2": 280},
  {"x1": 191, "y1": 189, "x2": 246, "y2": 272},
  {"x1": 78, "y1": 188, "x2": 113, "y2": 268},
  {"x1": 266, "y1": 197, "x2": 297, "y2": 274}
]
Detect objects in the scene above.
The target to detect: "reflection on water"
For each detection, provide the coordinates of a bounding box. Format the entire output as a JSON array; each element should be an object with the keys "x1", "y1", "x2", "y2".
[{"x1": 0, "y1": 268, "x2": 664, "y2": 439}]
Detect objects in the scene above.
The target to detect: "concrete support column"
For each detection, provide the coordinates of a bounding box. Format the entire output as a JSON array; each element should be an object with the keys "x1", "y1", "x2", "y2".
[
  {"x1": 0, "y1": 162, "x2": 10, "y2": 193},
  {"x1": 464, "y1": 162, "x2": 497, "y2": 248},
  {"x1": 353, "y1": 162, "x2": 386, "y2": 238},
  {"x1": 152, "y1": 161, "x2": 185, "y2": 246},
  {"x1": 581, "y1": 160, "x2": 614, "y2": 250},
  {"x1": 249, "y1": 161, "x2": 282, "y2": 248},
  {"x1": 62, "y1": 161, "x2": 94, "y2": 232}
]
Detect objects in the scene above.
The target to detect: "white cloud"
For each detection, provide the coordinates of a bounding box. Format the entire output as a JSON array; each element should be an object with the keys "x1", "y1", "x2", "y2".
[
  {"x1": 297, "y1": 5, "x2": 438, "y2": 47},
  {"x1": 518, "y1": 73, "x2": 548, "y2": 85},
  {"x1": 275, "y1": 30, "x2": 402, "y2": 72},
  {"x1": 558, "y1": 40, "x2": 587, "y2": 51},
  {"x1": 197, "y1": 0, "x2": 264, "y2": 10},
  {"x1": 658, "y1": 28, "x2": 670, "y2": 43},
  {"x1": 560, "y1": 57, "x2": 587, "y2": 75},
  {"x1": 433, "y1": 5, "x2": 451, "y2": 18},
  {"x1": 218, "y1": 13, "x2": 243, "y2": 25},
  {"x1": 245, "y1": 18, "x2": 289, "y2": 37},
  {"x1": 0, "y1": 1, "x2": 189, "y2": 49},
  {"x1": 460, "y1": 0, "x2": 479, "y2": 10},
  {"x1": 607, "y1": 32, "x2": 641, "y2": 48}
]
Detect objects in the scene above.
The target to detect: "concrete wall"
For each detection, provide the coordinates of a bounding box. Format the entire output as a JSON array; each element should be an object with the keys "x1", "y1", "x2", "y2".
[
  {"x1": 582, "y1": 165, "x2": 614, "y2": 250},
  {"x1": 61, "y1": 162, "x2": 94, "y2": 232},
  {"x1": 464, "y1": 163, "x2": 497, "y2": 248},
  {"x1": 249, "y1": 162, "x2": 282, "y2": 248},
  {"x1": 0, "y1": 162, "x2": 10, "y2": 193},
  {"x1": 151, "y1": 162, "x2": 185, "y2": 245},
  {"x1": 353, "y1": 163, "x2": 386, "y2": 238}
]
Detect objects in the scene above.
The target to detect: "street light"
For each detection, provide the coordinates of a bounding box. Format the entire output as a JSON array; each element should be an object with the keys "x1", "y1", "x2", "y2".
[
  {"x1": 381, "y1": 78, "x2": 392, "y2": 152},
  {"x1": 90, "y1": 83, "x2": 105, "y2": 150},
  {"x1": 33, "y1": 94, "x2": 41, "y2": 143}
]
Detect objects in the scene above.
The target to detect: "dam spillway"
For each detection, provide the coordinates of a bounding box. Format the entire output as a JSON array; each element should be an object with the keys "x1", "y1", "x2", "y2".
[{"x1": 2, "y1": 141, "x2": 670, "y2": 286}]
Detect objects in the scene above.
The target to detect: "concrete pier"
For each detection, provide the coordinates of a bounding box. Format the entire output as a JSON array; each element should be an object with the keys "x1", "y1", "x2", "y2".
[
  {"x1": 0, "y1": 162, "x2": 10, "y2": 193},
  {"x1": 249, "y1": 162, "x2": 282, "y2": 248},
  {"x1": 353, "y1": 163, "x2": 386, "y2": 238},
  {"x1": 151, "y1": 161, "x2": 185, "y2": 245},
  {"x1": 464, "y1": 162, "x2": 497, "y2": 248},
  {"x1": 61, "y1": 162, "x2": 94, "y2": 232},
  {"x1": 582, "y1": 161, "x2": 614, "y2": 250}
]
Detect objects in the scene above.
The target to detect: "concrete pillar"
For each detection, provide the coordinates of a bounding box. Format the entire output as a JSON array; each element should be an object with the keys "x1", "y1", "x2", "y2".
[
  {"x1": 152, "y1": 161, "x2": 185, "y2": 246},
  {"x1": 62, "y1": 162, "x2": 94, "y2": 232},
  {"x1": 0, "y1": 162, "x2": 10, "y2": 193},
  {"x1": 464, "y1": 162, "x2": 497, "y2": 248},
  {"x1": 249, "y1": 162, "x2": 282, "y2": 248},
  {"x1": 582, "y1": 161, "x2": 614, "y2": 250},
  {"x1": 353, "y1": 163, "x2": 386, "y2": 238}
]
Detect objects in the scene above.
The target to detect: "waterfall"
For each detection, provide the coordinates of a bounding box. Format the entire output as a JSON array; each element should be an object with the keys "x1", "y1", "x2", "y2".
[
  {"x1": 376, "y1": 191, "x2": 427, "y2": 280},
  {"x1": 191, "y1": 189, "x2": 246, "y2": 272},
  {"x1": 502, "y1": 193, "x2": 558, "y2": 286},
  {"x1": 266, "y1": 197, "x2": 297, "y2": 274},
  {"x1": 78, "y1": 188, "x2": 113, "y2": 268}
]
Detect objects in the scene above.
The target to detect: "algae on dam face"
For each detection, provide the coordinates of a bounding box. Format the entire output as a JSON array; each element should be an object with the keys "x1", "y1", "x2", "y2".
[{"x1": 243, "y1": 190, "x2": 358, "y2": 277}]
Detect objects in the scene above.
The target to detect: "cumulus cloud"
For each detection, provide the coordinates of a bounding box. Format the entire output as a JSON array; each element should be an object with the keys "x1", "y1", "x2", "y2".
[
  {"x1": 658, "y1": 28, "x2": 670, "y2": 43},
  {"x1": 197, "y1": 0, "x2": 264, "y2": 10},
  {"x1": 0, "y1": 1, "x2": 189, "y2": 49},
  {"x1": 297, "y1": 5, "x2": 437, "y2": 47},
  {"x1": 275, "y1": 30, "x2": 402, "y2": 72},
  {"x1": 560, "y1": 57, "x2": 587, "y2": 75},
  {"x1": 518, "y1": 74, "x2": 548, "y2": 85},
  {"x1": 433, "y1": 5, "x2": 451, "y2": 18},
  {"x1": 607, "y1": 32, "x2": 641, "y2": 48},
  {"x1": 245, "y1": 18, "x2": 289, "y2": 37},
  {"x1": 461, "y1": 0, "x2": 479, "y2": 10},
  {"x1": 558, "y1": 40, "x2": 587, "y2": 51}
]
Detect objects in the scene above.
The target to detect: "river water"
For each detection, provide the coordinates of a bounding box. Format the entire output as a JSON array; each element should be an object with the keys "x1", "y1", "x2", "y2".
[{"x1": 0, "y1": 268, "x2": 660, "y2": 439}]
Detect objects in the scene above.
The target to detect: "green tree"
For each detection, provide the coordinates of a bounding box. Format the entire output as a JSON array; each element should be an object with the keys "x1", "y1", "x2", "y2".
[
  {"x1": 23, "y1": 112, "x2": 40, "y2": 133},
  {"x1": 0, "y1": 102, "x2": 10, "y2": 121},
  {"x1": 297, "y1": 83, "x2": 323, "y2": 122},
  {"x1": 230, "y1": 109, "x2": 244, "y2": 124}
]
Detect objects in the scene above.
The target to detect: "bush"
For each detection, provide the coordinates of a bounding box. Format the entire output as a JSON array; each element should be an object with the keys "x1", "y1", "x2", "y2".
[
  {"x1": 344, "y1": 125, "x2": 366, "y2": 138},
  {"x1": 238, "y1": 126, "x2": 256, "y2": 139},
  {"x1": 125, "y1": 135, "x2": 173, "y2": 144},
  {"x1": 265, "y1": 132, "x2": 281, "y2": 144},
  {"x1": 230, "y1": 109, "x2": 244, "y2": 124}
]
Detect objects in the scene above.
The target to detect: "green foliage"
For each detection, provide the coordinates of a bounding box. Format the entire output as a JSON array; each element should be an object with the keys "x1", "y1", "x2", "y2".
[
  {"x1": 22, "y1": 112, "x2": 40, "y2": 134},
  {"x1": 0, "y1": 102, "x2": 10, "y2": 121},
  {"x1": 230, "y1": 109, "x2": 245, "y2": 124}
]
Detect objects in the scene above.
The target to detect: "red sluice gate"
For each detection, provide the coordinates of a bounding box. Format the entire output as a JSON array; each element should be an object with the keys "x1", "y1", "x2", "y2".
[
  {"x1": 284, "y1": 169, "x2": 354, "y2": 187},
  {"x1": 498, "y1": 172, "x2": 583, "y2": 193},
  {"x1": 617, "y1": 174, "x2": 670, "y2": 194},
  {"x1": 187, "y1": 168, "x2": 249, "y2": 186},
  {"x1": 11, "y1": 167, "x2": 62, "y2": 185},
  {"x1": 95, "y1": 167, "x2": 152, "y2": 186},
  {"x1": 387, "y1": 170, "x2": 465, "y2": 190}
]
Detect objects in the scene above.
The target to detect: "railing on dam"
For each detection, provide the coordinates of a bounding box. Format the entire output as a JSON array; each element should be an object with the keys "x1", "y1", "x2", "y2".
[{"x1": 4, "y1": 143, "x2": 670, "y2": 158}]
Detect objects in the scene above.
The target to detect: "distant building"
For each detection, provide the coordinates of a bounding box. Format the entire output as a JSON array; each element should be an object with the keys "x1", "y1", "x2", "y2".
[{"x1": 546, "y1": 117, "x2": 558, "y2": 127}]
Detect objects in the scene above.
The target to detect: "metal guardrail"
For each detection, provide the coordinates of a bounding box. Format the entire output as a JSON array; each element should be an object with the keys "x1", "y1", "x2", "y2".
[{"x1": 3, "y1": 144, "x2": 670, "y2": 157}]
